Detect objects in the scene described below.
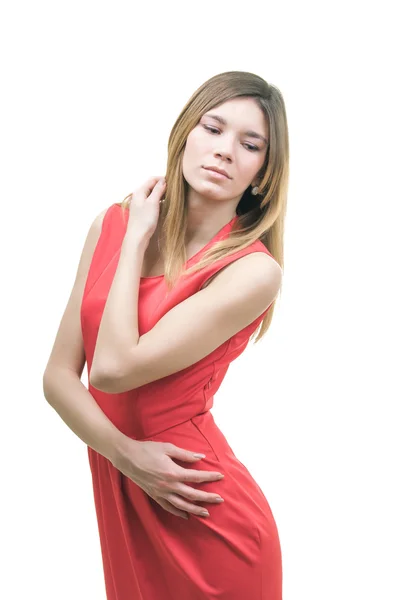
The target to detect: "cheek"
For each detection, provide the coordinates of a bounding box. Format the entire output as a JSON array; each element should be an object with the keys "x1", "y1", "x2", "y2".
[
  {"x1": 183, "y1": 131, "x2": 204, "y2": 170},
  {"x1": 185, "y1": 129, "x2": 203, "y2": 154},
  {"x1": 240, "y1": 155, "x2": 264, "y2": 180},
  {"x1": 182, "y1": 141, "x2": 200, "y2": 181}
]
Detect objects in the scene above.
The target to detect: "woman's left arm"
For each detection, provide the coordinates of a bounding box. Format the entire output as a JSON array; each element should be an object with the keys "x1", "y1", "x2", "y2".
[
  {"x1": 90, "y1": 177, "x2": 281, "y2": 394},
  {"x1": 90, "y1": 247, "x2": 281, "y2": 394}
]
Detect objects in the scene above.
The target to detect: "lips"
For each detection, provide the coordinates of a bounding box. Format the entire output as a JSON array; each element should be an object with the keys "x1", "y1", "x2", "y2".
[{"x1": 203, "y1": 166, "x2": 230, "y2": 179}]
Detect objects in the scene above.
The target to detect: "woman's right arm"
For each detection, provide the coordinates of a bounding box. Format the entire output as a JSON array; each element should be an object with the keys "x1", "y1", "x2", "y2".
[
  {"x1": 42, "y1": 206, "x2": 226, "y2": 519},
  {"x1": 42, "y1": 206, "x2": 129, "y2": 466}
]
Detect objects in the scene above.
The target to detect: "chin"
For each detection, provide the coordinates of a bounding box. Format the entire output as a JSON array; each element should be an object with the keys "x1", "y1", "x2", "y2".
[{"x1": 195, "y1": 184, "x2": 226, "y2": 200}]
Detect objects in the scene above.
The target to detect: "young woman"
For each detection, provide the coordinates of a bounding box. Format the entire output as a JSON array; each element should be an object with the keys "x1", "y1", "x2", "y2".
[{"x1": 43, "y1": 70, "x2": 289, "y2": 600}]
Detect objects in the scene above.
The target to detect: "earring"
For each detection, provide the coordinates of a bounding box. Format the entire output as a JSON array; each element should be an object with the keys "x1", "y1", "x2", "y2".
[{"x1": 251, "y1": 186, "x2": 259, "y2": 196}]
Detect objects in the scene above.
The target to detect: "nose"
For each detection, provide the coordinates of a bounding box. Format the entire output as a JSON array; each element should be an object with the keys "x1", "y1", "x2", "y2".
[
  {"x1": 213, "y1": 137, "x2": 234, "y2": 162},
  {"x1": 213, "y1": 148, "x2": 233, "y2": 163}
]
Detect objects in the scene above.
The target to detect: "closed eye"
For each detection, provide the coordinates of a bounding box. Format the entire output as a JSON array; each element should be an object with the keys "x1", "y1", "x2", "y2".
[{"x1": 202, "y1": 125, "x2": 260, "y2": 152}]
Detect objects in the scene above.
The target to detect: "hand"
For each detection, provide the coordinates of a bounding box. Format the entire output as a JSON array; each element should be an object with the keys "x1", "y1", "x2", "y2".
[
  {"x1": 127, "y1": 176, "x2": 166, "y2": 241},
  {"x1": 114, "y1": 439, "x2": 225, "y2": 520}
]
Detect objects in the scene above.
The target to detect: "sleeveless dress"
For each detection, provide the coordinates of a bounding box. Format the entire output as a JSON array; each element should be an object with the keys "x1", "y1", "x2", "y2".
[{"x1": 80, "y1": 203, "x2": 282, "y2": 600}]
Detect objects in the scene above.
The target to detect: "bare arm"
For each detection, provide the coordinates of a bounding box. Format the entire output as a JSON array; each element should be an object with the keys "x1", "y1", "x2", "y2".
[
  {"x1": 42, "y1": 206, "x2": 130, "y2": 465},
  {"x1": 42, "y1": 206, "x2": 230, "y2": 522},
  {"x1": 91, "y1": 249, "x2": 282, "y2": 394},
  {"x1": 43, "y1": 367, "x2": 128, "y2": 465}
]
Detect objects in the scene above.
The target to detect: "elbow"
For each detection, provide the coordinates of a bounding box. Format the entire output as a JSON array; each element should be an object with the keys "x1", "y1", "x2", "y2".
[
  {"x1": 42, "y1": 370, "x2": 54, "y2": 403},
  {"x1": 42, "y1": 365, "x2": 65, "y2": 402},
  {"x1": 90, "y1": 350, "x2": 140, "y2": 393},
  {"x1": 89, "y1": 368, "x2": 114, "y2": 393},
  {"x1": 89, "y1": 367, "x2": 127, "y2": 394}
]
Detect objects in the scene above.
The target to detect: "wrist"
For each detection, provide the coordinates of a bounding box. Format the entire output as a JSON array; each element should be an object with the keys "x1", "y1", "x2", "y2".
[
  {"x1": 124, "y1": 223, "x2": 151, "y2": 247},
  {"x1": 121, "y1": 230, "x2": 149, "y2": 262},
  {"x1": 107, "y1": 433, "x2": 139, "y2": 469},
  {"x1": 102, "y1": 431, "x2": 128, "y2": 466}
]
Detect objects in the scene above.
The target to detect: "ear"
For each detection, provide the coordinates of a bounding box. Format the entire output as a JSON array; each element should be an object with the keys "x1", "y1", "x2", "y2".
[{"x1": 251, "y1": 170, "x2": 265, "y2": 188}]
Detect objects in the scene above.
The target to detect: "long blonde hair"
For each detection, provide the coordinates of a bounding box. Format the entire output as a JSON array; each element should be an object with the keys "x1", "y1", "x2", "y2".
[{"x1": 119, "y1": 71, "x2": 289, "y2": 343}]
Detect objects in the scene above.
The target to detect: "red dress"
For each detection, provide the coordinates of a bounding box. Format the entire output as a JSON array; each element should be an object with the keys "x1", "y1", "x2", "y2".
[{"x1": 80, "y1": 203, "x2": 282, "y2": 599}]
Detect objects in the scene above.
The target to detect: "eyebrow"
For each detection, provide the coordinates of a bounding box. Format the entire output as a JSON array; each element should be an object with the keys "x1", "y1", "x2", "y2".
[{"x1": 202, "y1": 113, "x2": 269, "y2": 145}]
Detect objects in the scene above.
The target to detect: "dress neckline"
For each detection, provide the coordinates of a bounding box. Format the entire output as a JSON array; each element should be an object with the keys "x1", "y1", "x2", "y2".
[{"x1": 139, "y1": 214, "x2": 239, "y2": 281}]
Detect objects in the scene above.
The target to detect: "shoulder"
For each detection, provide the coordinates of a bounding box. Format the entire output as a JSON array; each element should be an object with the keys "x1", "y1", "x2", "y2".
[
  {"x1": 203, "y1": 249, "x2": 282, "y2": 319},
  {"x1": 87, "y1": 203, "x2": 118, "y2": 240},
  {"x1": 93, "y1": 203, "x2": 118, "y2": 229},
  {"x1": 208, "y1": 249, "x2": 282, "y2": 293},
  {"x1": 92, "y1": 205, "x2": 109, "y2": 229},
  {"x1": 230, "y1": 249, "x2": 282, "y2": 278},
  {"x1": 74, "y1": 205, "x2": 118, "y2": 275},
  {"x1": 76, "y1": 205, "x2": 113, "y2": 273}
]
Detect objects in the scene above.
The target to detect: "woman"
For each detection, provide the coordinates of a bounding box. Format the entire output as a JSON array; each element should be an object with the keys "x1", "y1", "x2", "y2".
[{"x1": 43, "y1": 70, "x2": 289, "y2": 600}]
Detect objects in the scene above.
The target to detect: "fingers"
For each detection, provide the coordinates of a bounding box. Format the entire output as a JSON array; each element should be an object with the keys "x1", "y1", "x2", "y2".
[
  {"x1": 178, "y1": 468, "x2": 225, "y2": 483},
  {"x1": 173, "y1": 482, "x2": 224, "y2": 505},
  {"x1": 163, "y1": 443, "x2": 208, "y2": 463},
  {"x1": 157, "y1": 443, "x2": 226, "y2": 520},
  {"x1": 165, "y1": 492, "x2": 210, "y2": 518},
  {"x1": 157, "y1": 498, "x2": 188, "y2": 520},
  {"x1": 165, "y1": 470, "x2": 225, "y2": 518},
  {"x1": 142, "y1": 176, "x2": 166, "y2": 198}
]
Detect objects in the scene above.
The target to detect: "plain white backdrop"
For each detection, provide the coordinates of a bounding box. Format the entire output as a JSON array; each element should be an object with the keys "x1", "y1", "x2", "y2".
[{"x1": 1, "y1": 1, "x2": 400, "y2": 598}]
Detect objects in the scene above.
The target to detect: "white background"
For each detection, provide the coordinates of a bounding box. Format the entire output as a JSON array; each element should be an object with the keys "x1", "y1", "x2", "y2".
[{"x1": 1, "y1": 1, "x2": 400, "y2": 598}]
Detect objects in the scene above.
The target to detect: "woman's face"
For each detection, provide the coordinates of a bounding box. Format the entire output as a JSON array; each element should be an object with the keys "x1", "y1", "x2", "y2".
[{"x1": 182, "y1": 97, "x2": 269, "y2": 205}]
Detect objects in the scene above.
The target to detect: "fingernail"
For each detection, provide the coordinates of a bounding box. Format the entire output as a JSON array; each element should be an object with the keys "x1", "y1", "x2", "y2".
[
  {"x1": 200, "y1": 510, "x2": 209, "y2": 517},
  {"x1": 193, "y1": 453, "x2": 206, "y2": 459}
]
